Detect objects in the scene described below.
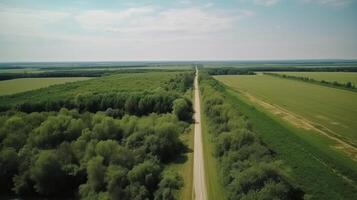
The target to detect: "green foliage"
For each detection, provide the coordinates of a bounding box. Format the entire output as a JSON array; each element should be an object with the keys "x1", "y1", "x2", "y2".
[
  {"x1": 173, "y1": 98, "x2": 193, "y2": 122},
  {"x1": 207, "y1": 68, "x2": 256, "y2": 76},
  {"x1": 30, "y1": 151, "x2": 67, "y2": 196},
  {"x1": 0, "y1": 70, "x2": 194, "y2": 199},
  {"x1": 154, "y1": 170, "x2": 183, "y2": 200},
  {"x1": 0, "y1": 72, "x2": 191, "y2": 111},
  {"x1": 86, "y1": 156, "x2": 106, "y2": 192},
  {"x1": 0, "y1": 147, "x2": 19, "y2": 192},
  {"x1": 105, "y1": 165, "x2": 129, "y2": 199},
  {"x1": 128, "y1": 159, "x2": 161, "y2": 193}
]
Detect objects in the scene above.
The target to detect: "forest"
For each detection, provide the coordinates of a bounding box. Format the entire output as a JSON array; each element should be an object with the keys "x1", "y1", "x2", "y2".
[
  {"x1": 199, "y1": 72, "x2": 304, "y2": 199},
  {"x1": 0, "y1": 71, "x2": 194, "y2": 199}
]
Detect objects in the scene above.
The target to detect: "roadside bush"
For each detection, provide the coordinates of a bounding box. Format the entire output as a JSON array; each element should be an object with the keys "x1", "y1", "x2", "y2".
[{"x1": 173, "y1": 98, "x2": 193, "y2": 122}]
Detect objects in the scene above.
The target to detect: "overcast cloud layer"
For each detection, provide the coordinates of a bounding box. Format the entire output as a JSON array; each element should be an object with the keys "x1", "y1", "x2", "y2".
[{"x1": 0, "y1": 0, "x2": 356, "y2": 61}]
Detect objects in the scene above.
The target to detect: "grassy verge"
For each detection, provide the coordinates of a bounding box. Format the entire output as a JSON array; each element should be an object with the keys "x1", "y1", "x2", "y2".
[
  {"x1": 223, "y1": 86, "x2": 357, "y2": 199},
  {"x1": 176, "y1": 126, "x2": 194, "y2": 200},
  {"x1": 167, "y1": 90, "x2": 194, "y2": 200},
  {"x1": 200, "y1": 104, "x2": 226, "y2": 200}
]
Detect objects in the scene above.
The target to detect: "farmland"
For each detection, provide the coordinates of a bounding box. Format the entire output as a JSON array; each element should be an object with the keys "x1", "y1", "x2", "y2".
[
  {"x1": 215, "y1": 75, "x2": 357, "y2": 148},
  {"x1": 1, "y1": 63, "x2": 357, "y2": 200},
  {"x1": 214, "y1": 73, "x2": 357, "y2": 199},
  {"x1": 0, "y1": 77, "x2": 91, "y2": 96},
  {"x1": 274, "y1": 72, "x2": 357, "y2": 85}
]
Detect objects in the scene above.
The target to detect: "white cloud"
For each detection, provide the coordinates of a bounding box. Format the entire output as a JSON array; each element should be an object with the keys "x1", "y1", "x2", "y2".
[
  {"x1": 0, "y1": 5, "x2": 254, "y2": 39},
  {"x1": 74, "y1": 7, "x2": 254, "y2": 35},
  {"x1": 253, "y1": 0, "x2": 280, "y2": 6},
  {"x1": 302, "y1": 0, "x2": 352, "y2": 6}
]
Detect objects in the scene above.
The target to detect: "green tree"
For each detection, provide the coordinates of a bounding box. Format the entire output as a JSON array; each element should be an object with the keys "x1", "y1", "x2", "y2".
[
  {"x1": 128, "y1": 159, "x2": 161, "y2": 193},
  {"x1": 30, "y1": 150, "x2": 66, "y2": 196},
  {"x1": 106, "y1": 165, "x2": 129, "y2": 200},
  {"x1": 92, "y1": 116, "x2": 123, "y2": 141},
  {"x1": 0, "y1": 147, "x2": 19, "y2": 192},
  {"x1": 86, "y1": 156, "x2": 106, "y2": 192},
  {"x1": 172, "y1": 98, "x2": 193, "y2": 122},
  {"x1": 154, "y1": 170, "x2": 183, "y2": 200}
]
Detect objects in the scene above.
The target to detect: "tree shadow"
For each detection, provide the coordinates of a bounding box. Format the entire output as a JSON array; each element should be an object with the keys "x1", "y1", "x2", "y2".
[{"x1": 171, "y1": 143, "x2": 193, "y2": 165}]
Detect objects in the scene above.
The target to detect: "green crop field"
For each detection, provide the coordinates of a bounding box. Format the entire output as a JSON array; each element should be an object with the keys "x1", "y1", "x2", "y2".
[
  {"x1": 274, "y1": 72, "x2": 357, "y2": 85},
  {"x1": 214, "y1": 75, "x2": 357, "y2": 148},
  {"x1": 210, "y1": 74, "x2": 357, "y2": 199},
  {"x1": 222, "y1": 87, "x2": 357, "y2": 199},
  {"x1": 0, "y1": 77, "x2": 91, "y2": 96}
]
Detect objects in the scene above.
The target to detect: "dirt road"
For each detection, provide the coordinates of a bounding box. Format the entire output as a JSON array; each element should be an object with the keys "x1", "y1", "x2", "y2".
[{"x1": 193, "y1": 67, "x2": 207, "y2": 200}]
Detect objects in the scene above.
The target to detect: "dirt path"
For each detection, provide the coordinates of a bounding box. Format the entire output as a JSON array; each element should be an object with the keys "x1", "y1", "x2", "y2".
[{"x1": 193, "y1": 67, "x2": 207, "y2": 200}]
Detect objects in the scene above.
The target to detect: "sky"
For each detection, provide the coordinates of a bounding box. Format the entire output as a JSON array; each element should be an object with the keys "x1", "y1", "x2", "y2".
[{"x1": 0, "y1": 0, "x2": 356, "y2": 62}]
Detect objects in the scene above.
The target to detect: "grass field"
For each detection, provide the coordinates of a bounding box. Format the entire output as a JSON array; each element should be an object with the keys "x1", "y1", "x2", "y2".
[
  {"x1": 0, "y1": 77, "x2": 91, "y2": 96},
  {"x1": 214, "y1": 75, "x2": 357, "y2": 149},
  {"x1": 167, "y1": 126, "x2": 194, "y2": 200},
  {"x1": 222, "y1": 87, "x2": 357, "y2": 199},
  {"x1": 274, "y1": 72, "x2": 357, "y2": 85}
]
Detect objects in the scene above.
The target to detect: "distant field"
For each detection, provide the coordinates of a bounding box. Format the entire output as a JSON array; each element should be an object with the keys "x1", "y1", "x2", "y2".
[
  {"x1": 214, "y1": 75, "x2": 357, "y2": 149},
  {"x1": 274, "y1": 72, "x2": 357, "y2": 85},
  {"x1": 0, "y1": 77, "x2": 91, "y2": 96}
]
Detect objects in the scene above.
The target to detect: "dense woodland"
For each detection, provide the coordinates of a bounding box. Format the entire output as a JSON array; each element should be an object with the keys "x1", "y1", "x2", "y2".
[
  {"x1": 0, "y1": 71, "x2": 194, "y2": 199},
  {"x1": 199, "y1": 72, "x2": 304, "y2": 200},
  {"x1": 0, "y1": 71, "x2": 107, "y2": 81},
  {"x1": 206, "y1": 68, "x2": 255, "y2": 75}
]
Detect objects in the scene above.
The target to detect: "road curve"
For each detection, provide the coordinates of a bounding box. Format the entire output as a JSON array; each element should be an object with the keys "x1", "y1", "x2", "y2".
[{"x1": 193, "y1": 67, "x2": 208, "y2": 200}]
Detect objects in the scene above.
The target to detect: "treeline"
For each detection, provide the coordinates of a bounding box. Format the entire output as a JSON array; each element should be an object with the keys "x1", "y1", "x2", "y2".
[
  {"x1": 0, "y1": 71, "x2": 111, "y2": 81},
  {"x1": 0, "y1": 68, "x2": 195, "y2": 82},
  {"x1": 199, "y1": 72, "x2": 303, "y2": 199},
  {"x1": 0, "y1": 109, "x2": 188, "y2": 199},
  {"x1": 265, "y1": 72, "x2": 356, "y2": 90},
  {"x1": 207, "y1": 68, "x2": 255, "y2": 75},
  {"x1": 8, "y1": 91, "x2": 177, "y2": 115},
  {"x1": 253, "y1": 67, "x2": 357, "y2": 72}
]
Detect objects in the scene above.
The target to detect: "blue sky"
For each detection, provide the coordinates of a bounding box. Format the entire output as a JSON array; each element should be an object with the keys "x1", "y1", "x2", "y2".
[{"x1": 0, "y1": 0, "x2": 356, "y2": 61}]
